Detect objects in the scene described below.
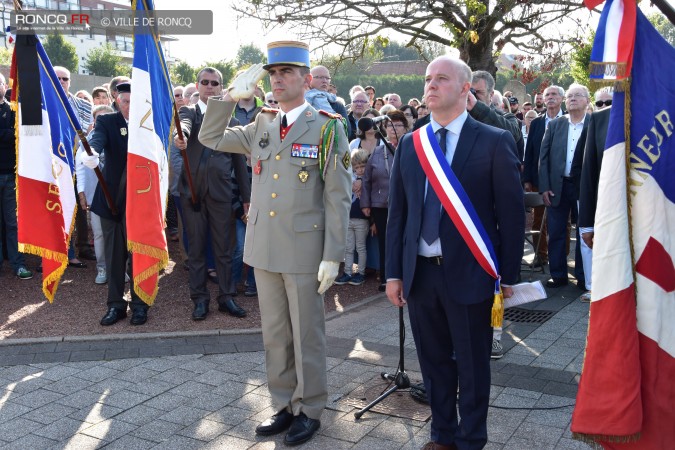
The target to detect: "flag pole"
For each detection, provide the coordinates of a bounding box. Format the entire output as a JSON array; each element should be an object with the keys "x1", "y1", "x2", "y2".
[
  {"x1": 173, "y1": 103, "x2": 200, "y2": 211},
  {"x1": 76, "y1": 130, "x2": 118, "y2": 216},
  {"x1": 651, "y1": 0, "x2": 675, "y2": 26}
]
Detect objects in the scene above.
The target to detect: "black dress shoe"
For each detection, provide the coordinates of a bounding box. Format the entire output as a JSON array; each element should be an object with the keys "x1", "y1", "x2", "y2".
[
  {"x1": 130, "y1": 308, "x2": 148, "y2": 325},
  {"x1": 284, "y1": 413, "x2": 320, "y2": 446},
  {"x1": 192, "y1": 303, "x2": 208, "y2": 321},
  {"x1": 218, "y1": 297, "x2": 246, "y2": 318},
  {"x1": 68, "y1": 261, "x2": 87, "y2": 268},
  {"x1": 545, "y1": 278, "x2": 568, "y2": 288},
  {"x1": 255, "y1": 409, "x2": 293, "y2": 436},
  {"x1": 100, "y1": 308, "x2": 127, "y2": 326}
]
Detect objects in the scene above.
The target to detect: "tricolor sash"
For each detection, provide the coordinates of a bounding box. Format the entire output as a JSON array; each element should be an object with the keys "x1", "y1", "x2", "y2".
[{"x1": 412, "y1": 123, "x2": 504, "y2": 326}]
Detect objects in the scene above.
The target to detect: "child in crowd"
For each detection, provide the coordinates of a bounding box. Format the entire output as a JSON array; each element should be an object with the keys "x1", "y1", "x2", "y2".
[
  {"x1": 334, "y1": 149, "x2": 369, "y2": 286},
  {"x1": 304, "y1": 87, "x2": 337, "y2": 114}
]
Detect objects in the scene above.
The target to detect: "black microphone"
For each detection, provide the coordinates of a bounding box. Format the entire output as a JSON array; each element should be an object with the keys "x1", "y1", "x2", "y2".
[{"x1": 357, "y1": 115, "x2": 389, "y2": 132}]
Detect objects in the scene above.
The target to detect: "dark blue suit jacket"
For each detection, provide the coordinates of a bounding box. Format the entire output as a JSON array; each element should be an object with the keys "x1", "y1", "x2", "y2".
[
  {"x1": 386, "y1": 115, "x2": 525, "y2": 302},
  {"x1": 90, "y1": 111, "x2": 128, "y2": 221}
]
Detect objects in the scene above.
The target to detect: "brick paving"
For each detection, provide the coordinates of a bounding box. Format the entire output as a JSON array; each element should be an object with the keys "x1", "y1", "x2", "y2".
[{"x1": 0, "y1": 251, "x2": 593, "y2": 449}]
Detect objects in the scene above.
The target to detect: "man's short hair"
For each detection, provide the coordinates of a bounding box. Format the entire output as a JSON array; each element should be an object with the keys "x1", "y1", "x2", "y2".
[
  {"x1": 196, "y1": 67, "x2": 223, "y2": 85},
  {"x1": 109, "y1": 76, "x2": 130, "y2": 96},
  {"x1": 472, "y1": 70, "x2": 495, "y2": 93},
  {"x1": 92, "y1": 86, "x2": 109, "y2": 98},
  {"x1": 594, "y1": 86, "x2": 614, "y2": 100},
  {"x1": 92, "y1": 104, "x2": 114, "y2": 117},
  {"x1": 566, "y1": 83, "x2": 590, "y2": 99},
  {"x1": 522, "y1": 101, "x2": 532, "y2": 107},
  {"x1": 364, "y1": 86, "x2": 375, "y2": 93},
  {"x1": 545, "y1": 85, "x2": 565, "y2": 97}
]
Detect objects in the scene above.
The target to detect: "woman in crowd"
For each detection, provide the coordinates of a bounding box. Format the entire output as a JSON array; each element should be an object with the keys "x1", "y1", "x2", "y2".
[
  {"x1": 350, "y1": 108, "x2": 385, "y2": 155},
  {"x1": 522, "y1": 110, "x2": 538, "y2": 151},
  {"x1": 373, "y1": 97, "x2": 385, "y2": 110},
  {"x1": 400, "y1": 104, "x2": 418, "y2": 129},
  {"x1": 408, "y1": 98, "x2": 420, "y2": 108},
  {"x1": 360, "y1": 110, "x2": 409, "y2": 292},
  {"x1": 417, "y1": 103, "x2": 429, "y2": 119}
]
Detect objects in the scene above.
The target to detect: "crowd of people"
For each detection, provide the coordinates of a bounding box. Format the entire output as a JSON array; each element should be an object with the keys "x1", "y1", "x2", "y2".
[{"x1": 0, "y1": 40, "x2": 614, "y2": 448}]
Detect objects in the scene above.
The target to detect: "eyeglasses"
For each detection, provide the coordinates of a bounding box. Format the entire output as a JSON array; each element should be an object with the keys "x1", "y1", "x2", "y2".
[
  {"x1": 174, "y1": 93, "x2": 182, "y2": 98},
  {"x1": 57, "y1": 77, "x2": 69, "y2": 82},
  {"x1": 352, "y1": 100, "x2": 368, "y2": 104},
  {"x1": 267, "y1": 100, "x2": 278, "y2": 104},
  {"x1": 386, "y1": 122, "x2": 407, "y2": 129},
  {"x1": 403, "y1": 113, "x2": 413, "y2": 118},
  {"x1": 313, "y1": 76, "x2": 331, "y2": 81},
  {"x1": 199, "y1": 79, "x2": 221, "y2": 87},
  {"x1": 595, "y1": 99, "x2": 612, "y2": 107},
  {"x1": 566, "y1": 93, "x2": 587, "y2": 99}
]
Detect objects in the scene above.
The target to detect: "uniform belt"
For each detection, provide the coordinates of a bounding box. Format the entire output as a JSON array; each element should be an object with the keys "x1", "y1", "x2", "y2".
[{"x1": 418, "y1": 255, "x2": 443, "y2": 265}]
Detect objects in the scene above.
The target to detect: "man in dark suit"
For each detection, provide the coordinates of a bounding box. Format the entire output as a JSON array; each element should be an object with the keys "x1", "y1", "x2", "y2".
[
  {"x1": 83, "y1": 83, "x2": 149, "y2": 326},
  {"x1": 538, "y1": 83, "x2": 590, "y2": 289},
  {"x1": 386, "y1": 56, "x2": 524, "y2": 450},
  {"x1": 176, "y1": 67, "x2": 251, "y2": 320},
  {"x1": 523, "y1": 85, "x2": 565, "y2": 266}
]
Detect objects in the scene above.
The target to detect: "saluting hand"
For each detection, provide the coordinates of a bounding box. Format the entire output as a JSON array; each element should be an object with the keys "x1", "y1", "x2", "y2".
[{"x1": 229, "y1": 63, "x2": 267, "y2": 101}]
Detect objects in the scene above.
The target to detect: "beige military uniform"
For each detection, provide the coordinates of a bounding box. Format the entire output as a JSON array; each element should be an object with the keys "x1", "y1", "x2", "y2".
[{"x1": 199, "y1": 98, "x2": 351, "y2": 419}]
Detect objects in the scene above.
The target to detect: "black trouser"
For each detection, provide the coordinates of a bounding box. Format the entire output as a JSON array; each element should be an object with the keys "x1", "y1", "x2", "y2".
[
  {"x1": 371, "y1": 207, "x2": 388, "y2": 281},
  {"x1": 100, "y1": 216, "x2": 146, "y2": 311}
]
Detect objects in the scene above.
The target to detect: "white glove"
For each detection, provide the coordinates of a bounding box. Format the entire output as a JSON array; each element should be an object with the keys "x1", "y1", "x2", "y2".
[
  {"x1": 317, "y1": 260, "x2": 340, "y2": 295},
  {"x1": 229, "y1": 63, "x2": 267, "y2": 101},
  {"x1": 82, "y1": 149, "x2": 100, "y2": 169}
]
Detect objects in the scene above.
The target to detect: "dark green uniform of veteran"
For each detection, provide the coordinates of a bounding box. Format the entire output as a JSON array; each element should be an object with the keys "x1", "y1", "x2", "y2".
[{"x1": 199, "y1": 99, "x2": 351, "y2": 420}]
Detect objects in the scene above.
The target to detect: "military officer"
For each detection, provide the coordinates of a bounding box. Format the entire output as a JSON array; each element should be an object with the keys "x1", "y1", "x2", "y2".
[{"x1": 186, "y1": 41, "x2": 351, "y2": 446}]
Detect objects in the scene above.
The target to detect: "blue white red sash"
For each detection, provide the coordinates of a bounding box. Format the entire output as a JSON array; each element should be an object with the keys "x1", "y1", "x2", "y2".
[{"x1": 412, "y1": 123, "x2": 501, "y2": 293}]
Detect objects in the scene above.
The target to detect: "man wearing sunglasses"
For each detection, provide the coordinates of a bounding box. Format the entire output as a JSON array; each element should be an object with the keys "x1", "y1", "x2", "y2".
[{"x1": 174, "y1": 67, "x2": 251, "y2": 321}]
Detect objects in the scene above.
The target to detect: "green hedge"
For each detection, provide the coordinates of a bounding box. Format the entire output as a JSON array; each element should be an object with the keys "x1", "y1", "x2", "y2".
[{"x1": 332, "y1": 74, "x2": 425, "y2": 104}]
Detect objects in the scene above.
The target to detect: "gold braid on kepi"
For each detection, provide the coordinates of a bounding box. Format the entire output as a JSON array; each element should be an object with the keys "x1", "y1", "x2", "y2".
[{"x1": 318, "y1": 115, "x2": 348, "y2": 180}]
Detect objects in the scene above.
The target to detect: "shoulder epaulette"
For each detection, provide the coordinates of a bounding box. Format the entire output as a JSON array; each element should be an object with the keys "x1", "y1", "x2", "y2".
[
  {"x1": 319, "y1": 110, "x2": 342, "y2": 120},
  {"x1": 261, "y1": 107, "x2": 280, "y2": 114}
]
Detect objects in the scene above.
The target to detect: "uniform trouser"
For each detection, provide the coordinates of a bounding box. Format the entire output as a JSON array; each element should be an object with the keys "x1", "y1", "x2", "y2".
[
  {"x1": 90, "y1": 212, "x2": 106, "y2": 271},
  {"x1": 74, "y1": 185, "x2": 90, "y2": 253},
  {"x1": 408, "y1": 258, "x2": 493, "y2": 450},
  {"x1": 255, "y1": 268, "x2": 327, "y2": 420},
  {"x1": 181, "y1": 194, "x2": 235, "y2": 306},
  {"x1": 100, "y1": 216, "x2": 146, "y2": 311}
]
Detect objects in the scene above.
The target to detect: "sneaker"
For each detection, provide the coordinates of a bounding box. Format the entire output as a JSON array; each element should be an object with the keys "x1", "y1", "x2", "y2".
[
  {"x1": 16, "y1": 267, "x2": 33, "y2": 280},
  {"x1": 244, "y1": 285, "x2": 258, "y2": 297},
  {"x1": 95, "y1": 267, "x2": 107, "y2": 285},
  {"x1": 491, "y1": 339, "x2": 503, "y2": 359},
  {"x1": 348, "y1": 273, "x2": 365, "y2": 286},
  {"x1": 334, "y1": 273, "x2": 351, "y2": 285},
  {"x1": 580, "y1": 291, "x2": 592, "y2": 303}
]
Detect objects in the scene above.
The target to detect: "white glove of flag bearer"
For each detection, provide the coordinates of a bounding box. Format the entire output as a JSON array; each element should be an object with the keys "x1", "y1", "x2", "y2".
[{"x1": 82, "y1": 150, "x2": 100, "y2": 169}]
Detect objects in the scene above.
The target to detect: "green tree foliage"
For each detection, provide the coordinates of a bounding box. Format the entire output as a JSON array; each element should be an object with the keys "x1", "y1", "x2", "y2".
[
  {"x1": 202, "y1": 60, "x2": 236, "y2": 87},
  {"x1": 496, "y1": 70, "x2": 574, "y2": 98},
  {"x1": 43, "y1": 33, "x2": 78, "y2": 72},
  {"x1": 235, "y1": 0, "x2": 586, "y2": 74},
  {"x1": 85, "y1": 43, "x2": 130, "y2": 77},
  {"x1": 170, "y1": 61, "x2": 196, "y2": 86},
  {"x1": 649, "y1": 12, "x2": 675, "y2": 47},
  {"x1": 570, "y1": 31, "x2": 595, "y2": 88},
  {"x1": 236, "y1": 43, "x2": 266, "y2": 67}
]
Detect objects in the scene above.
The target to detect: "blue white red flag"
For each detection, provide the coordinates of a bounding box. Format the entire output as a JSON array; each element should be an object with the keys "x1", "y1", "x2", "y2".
[
  {"x1": 126, "y1": 0, "x2": 173, "y2": 304},
  {"x1": 571, "y1": 6, "x2": 675, "y2": 449},
  {"x1": 585, "y1": 0, "x2": 636, "y2": 81},
  {"x1": 13, "y1": 36, "x2": 81, "y2": 301}
]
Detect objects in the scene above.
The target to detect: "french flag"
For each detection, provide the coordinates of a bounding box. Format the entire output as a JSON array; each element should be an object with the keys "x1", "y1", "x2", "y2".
[
  {"x1": 13, "y1": 35, "x2": 79, "y2": 301},
  {"x1": 125, "y1": 0, "x2": 173, "y2": 305},
  {"x1": 585, "y1": 0, "x2": 636, "y2": 81},
  {"x1": 571, "y1": 5, "x2": 675, "y2": 449}
]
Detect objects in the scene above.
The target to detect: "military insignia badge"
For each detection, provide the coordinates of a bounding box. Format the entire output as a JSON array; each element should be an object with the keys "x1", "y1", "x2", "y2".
[
  {"x1": 298, "y1": 168, "x2": 309, "y2": 183},
  {"x1": 291, "y1": 143, "x2": 319, "y2": 159},
  {"x1": 254, "y1": 159, "x2": 262, "y2": 175},
  {"x1": 305, "y1": 111, "x2": 312, "y2": 117},
  {"x1": 342, "y1": 150, "x2": 350, "y2": 170},
  {"x1": 120, "y1": 127, "x2": 127, "y2": 136},
  {"x1": 259, "y1": 131, "x2": 269, "y2": 148}
]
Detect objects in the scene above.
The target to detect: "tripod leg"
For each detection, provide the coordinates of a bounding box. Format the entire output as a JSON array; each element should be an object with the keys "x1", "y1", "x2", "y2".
[{"x1": 354, "y1": 385, "x2": 400, "y2": 419}]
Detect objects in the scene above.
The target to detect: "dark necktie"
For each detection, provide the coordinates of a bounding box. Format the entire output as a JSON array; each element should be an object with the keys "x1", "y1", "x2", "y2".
[
  {"x1": 420, "y1": 128, "x2": 448, "y2": 245},
  {"x1": 281, "y1": 114, "x2": 287, "y2": 128}
]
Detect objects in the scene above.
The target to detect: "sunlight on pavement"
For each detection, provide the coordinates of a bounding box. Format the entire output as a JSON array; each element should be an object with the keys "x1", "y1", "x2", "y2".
[
  {"x1": 0, "y1": 303, "x2": 46, "y2": 337},
  {"x1": 333, "y1": 293, "x2": 344, "y2": 312}
]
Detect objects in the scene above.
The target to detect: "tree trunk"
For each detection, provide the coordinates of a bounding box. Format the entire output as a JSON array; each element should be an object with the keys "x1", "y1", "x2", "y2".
[{"x1": 459, "y1": 32, "x2": 497, "y2": 77}]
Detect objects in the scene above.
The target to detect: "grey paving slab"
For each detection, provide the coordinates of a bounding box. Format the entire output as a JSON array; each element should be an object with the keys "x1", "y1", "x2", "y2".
[
  {"x1": 98, "y1": 390, "x2": 151, "y2": 410},
  {"x1": 78, "y1": 418, "x2": 139, "y2": 442},
  {"x1": 32, "y1": 416, "x2": 87, "y2": 442},
  {"x1": 97, "y1": 434, "x2": 156, "y2": 450},
  {"x1": 177, "y1": 418, "x2": 231, "y2": 441},
  {"x1": 20, "y1": 401, "x2": 79, "y2": 425},
  {"x1": 1, "y1": 433, "x2": 58, "y2": 450},
  {"x1": 158, "y1": 405, "x2": 210, "y2": 426},
  {"x1": 131, "y1": 419, "x2": 186, "y2": 443},
  {"x1": 68, "y1": 402, "x2": 125, "y2": 425},
  {"x1": 113, "y1": 404, "x2": 165, "y2": 426}
]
